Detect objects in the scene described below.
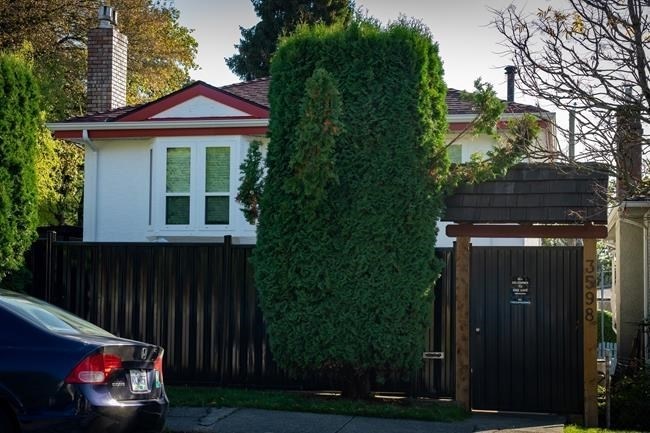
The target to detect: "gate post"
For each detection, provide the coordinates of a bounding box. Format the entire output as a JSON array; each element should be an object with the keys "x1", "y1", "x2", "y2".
[
  {"x1": 454, "y1": 236, "x2": 471, "y2": 410},
  {"x1": 583, "y1": 238, "x2": 598, "y2": 427}
]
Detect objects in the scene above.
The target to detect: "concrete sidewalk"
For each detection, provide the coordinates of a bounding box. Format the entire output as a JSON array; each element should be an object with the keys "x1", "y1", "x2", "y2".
[{"x1": 165, "y1": 407, "x2": 565, "y2": 433}]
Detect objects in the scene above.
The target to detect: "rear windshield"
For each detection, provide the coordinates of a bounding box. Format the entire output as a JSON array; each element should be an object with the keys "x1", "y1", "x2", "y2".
[{"x1": 0, "y1": 296, "x2": 114, "y2": 337}]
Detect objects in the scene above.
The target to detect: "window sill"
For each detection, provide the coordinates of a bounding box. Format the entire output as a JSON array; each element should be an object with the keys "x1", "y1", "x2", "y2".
[{"x1": 146, "y1": 226, "x2": 256, "y2": 242}]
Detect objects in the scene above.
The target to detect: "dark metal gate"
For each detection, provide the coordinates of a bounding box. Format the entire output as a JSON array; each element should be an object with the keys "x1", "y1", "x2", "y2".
[{"x1": 470, "y1": 247, "x2": 583, "y2": 414}]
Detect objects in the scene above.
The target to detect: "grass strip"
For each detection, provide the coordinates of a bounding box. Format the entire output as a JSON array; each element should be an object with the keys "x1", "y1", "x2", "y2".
[
  {"x1": 565, "y1": 425, "x2": 644, "y2": 433},
  {"x1": 166, "y1": 386, "x2": 467, "y2": 422}
]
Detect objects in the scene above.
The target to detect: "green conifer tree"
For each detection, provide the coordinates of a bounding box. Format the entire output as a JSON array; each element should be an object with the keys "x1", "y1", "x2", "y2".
[
  {"x1": 254, "y1": 21, "x2": 447, "y2": 398},
  {"x1": 227, "y1": 0, "x2": 353, "y2": 80},
  {"x1": 0, "y1": 53, "x2": 40, "y2": 279}
]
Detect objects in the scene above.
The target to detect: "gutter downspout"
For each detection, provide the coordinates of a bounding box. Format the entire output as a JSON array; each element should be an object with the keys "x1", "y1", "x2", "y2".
[
  {"x1": 82, "y1": 129, "x2": 97, "y2": 152},
  {"x1": 81, "y1": 129, "x2": 98, "y2": 241}
]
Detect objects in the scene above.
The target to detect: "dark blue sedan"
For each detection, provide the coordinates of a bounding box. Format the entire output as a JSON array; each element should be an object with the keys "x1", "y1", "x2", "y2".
[{"x1": 0, "y1": 289, "x2": 168, "y2": 433}]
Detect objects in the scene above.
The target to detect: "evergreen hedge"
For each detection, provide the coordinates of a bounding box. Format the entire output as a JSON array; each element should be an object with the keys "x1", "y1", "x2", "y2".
[
  {"x1": 0, "y1": 53, "x2": 40, "y2": 279},
  {"x1": 254, "y1": 21, "x2": 448, "y2": 393}
]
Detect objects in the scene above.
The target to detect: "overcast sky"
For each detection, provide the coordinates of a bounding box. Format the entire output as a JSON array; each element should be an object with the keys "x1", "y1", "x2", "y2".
[{"x1": 173, "y1": 0, "x2": 560, "y2": 104}]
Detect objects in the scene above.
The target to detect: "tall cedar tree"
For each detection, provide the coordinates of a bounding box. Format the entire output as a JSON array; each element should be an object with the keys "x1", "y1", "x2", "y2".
[
  {"x1": 254, "y1": 21, "x2": 448, "y2": 398},
  {"x1": 226, "y1": 0, "x2": 352, "y2": 80},
  {"x1": 0, "y1": 53, "x2": 40, "y2": 278}
]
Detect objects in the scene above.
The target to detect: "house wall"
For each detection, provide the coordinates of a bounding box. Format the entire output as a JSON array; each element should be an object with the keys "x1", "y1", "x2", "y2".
[
  {"x1": 612, "y1": 215, "x2": 646, "y2": 358},
  {"x1": 85, "y1": 139, "x2": 152, "y2": 241},
  {"x1": 84, "y1": 124, "x2": 552, "y2": 246},
  {"x1": 85, "y1": 135, "x2": 260, "y2": 243}
]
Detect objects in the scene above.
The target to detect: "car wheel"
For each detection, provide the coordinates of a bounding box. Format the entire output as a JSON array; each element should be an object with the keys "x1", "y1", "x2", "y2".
[{"x1": 0, "y1": 404, "x2": 18, "y2": 433}]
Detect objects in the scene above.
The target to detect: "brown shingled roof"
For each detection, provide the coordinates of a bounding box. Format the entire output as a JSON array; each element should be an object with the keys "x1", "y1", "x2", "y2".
[
  {"x1": 220, "y1": 77, "x2": 270, "y2": 109},
  {"x1": 61, "y1": 76, "x2": 548, "y2": 122},
  {"x1": 64, "y1": 104, "x2": 146, "y2": 123},
  {"x1": 446, "y1": 88, "x2": 548, "y2": 115},
  {"x1": 442, "y1": 163, "x2": 608, "y2": 224}
]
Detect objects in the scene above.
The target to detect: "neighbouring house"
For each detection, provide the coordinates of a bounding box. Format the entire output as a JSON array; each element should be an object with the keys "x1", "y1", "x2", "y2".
[
  {"x1": 605, "y1": 97, "x2": 649, "y2": 365},
  {"x1": 607, "y1": 200, "x2": 650, "y2": 363},
  {"x1": 47, "y1": 6, "x2": 557, "y2": 246}
]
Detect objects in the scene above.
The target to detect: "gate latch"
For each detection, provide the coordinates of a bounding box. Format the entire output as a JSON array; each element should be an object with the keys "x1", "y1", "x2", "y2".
[{"x1": 422, "y1": 352, "x2": 444, "y2": 360}]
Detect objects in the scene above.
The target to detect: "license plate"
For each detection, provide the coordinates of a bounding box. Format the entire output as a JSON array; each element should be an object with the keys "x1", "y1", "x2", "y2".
[{"x1": 129, "y1": 370, "x2": 149, "y2": 393}]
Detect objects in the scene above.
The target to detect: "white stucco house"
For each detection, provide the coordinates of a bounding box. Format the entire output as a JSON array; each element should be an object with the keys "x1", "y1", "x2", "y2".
[{"x1": 47, "y1": 7, "x2": 556, "y2": 246}]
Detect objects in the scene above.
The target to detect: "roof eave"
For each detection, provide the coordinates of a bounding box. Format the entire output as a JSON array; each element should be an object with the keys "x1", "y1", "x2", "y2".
[
  {"x1": 47, "y1": 118, "x2": 270, "y2": 131},
  {"x1": 448, "y1": 111, "x2": 555, "y2": 123}
]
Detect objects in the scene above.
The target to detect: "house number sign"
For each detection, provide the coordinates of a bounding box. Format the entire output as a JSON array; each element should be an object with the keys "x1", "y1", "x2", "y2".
[
  {"x1": 510, "y1": 276, "x2": 531, "y2": 305},
  {"x1": 584, "y1": 258, "x2": 596, "y2": 322}
]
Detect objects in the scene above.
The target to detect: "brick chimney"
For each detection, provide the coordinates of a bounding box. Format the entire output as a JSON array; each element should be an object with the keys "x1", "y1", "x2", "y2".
[
  {"x1": 616, "y1": 101, "x2": 643, "y2": 200},
  {"x1": 505, "y1": 65, "x2": 516, "y2": 103},
  {"x1": 87, "y1": 6, "x2": 127, "y2": 114}
]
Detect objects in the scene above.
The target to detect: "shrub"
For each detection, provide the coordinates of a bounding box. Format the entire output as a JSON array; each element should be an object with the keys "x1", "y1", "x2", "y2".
[{"x1": 611, "y1": 370, "x2": 650, "y2": 430}]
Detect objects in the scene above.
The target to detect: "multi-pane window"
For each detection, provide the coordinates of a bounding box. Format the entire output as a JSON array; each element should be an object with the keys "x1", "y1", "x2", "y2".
[
  {"x1": 166, "y1": 147, "x2": 191, "y2": 225},
  {"x1": 204, "y1": 147, "x2": 230, "y2": 224},
  {"x1": 162, "y1": 143, "x2": 231, "y2": 227}
]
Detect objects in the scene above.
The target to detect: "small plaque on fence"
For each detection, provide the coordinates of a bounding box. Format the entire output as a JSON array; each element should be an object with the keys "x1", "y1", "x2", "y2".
[
  {"x1": 422, "y1": 352, "x2": 444, "y2": 360},
  {"x1": 510, "y1": 276, "x2": 531, "y2": 305}
]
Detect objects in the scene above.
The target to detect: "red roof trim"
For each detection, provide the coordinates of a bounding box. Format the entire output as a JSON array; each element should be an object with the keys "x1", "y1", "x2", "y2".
[
  {"x1": 53, "y1": 127, "x2": 267, "y2": 140},
  {"x1": 118, "y1": 82, "x2": 269, "y2": 122},
  {"x1": 54, "y1": 131, "x2": 84, "y2": 140}
]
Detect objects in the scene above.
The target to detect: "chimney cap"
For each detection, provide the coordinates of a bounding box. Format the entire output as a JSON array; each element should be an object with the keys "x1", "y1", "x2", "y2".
[
  {"x1": 504, "y1": 65, "x2": 517, "y2": 74},
  {"x1": 98, "y1": 5, "x2": 118, "y2": 28}
]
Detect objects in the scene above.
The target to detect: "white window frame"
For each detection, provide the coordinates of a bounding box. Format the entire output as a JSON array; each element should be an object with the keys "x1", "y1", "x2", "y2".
[
  {"x1": 202, "y1": 146, "x2": 231, "y2": 226},
  {"x1": 163, "y1": 145, "x2": 192, "y2": 226},
  {"x1": 150, "y1": 136, "x2": 240, "y2": 235}
]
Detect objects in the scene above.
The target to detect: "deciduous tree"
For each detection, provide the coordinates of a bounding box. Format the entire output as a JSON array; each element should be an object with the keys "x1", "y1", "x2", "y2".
[
  {"x1": 0, "y1": 0, "x2": 198, "y2": 120},
  {"x1": 36, "y1": 132, "x2": 84, "y2": 226},
  {"x1": 493, "y1": 1, "x2": 650, "y2": 199}
]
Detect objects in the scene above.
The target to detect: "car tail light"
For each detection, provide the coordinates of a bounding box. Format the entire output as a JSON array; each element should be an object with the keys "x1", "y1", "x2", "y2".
[
  {"x1": 154, "y1": 352, "x2": 164, "y2": 382},
  {"x1": 65, "y1": 353, "x2": 123, "y2": 384}
]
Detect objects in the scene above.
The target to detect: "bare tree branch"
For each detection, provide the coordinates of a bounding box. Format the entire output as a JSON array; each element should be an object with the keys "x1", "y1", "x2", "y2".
[{"x1": 492, "y1": 0, "x2": 650, "y2": 201}]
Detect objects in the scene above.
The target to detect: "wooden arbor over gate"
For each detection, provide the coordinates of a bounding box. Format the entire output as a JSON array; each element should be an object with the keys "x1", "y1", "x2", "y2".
[{"x1": 442, "y1": 163, "x2": 608, "y2": 426}]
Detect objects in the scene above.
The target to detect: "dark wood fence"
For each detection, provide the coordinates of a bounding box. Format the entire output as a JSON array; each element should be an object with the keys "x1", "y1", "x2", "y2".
[{"x1": 25, "y1": 234, "x2": 454, "y2": 396}]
